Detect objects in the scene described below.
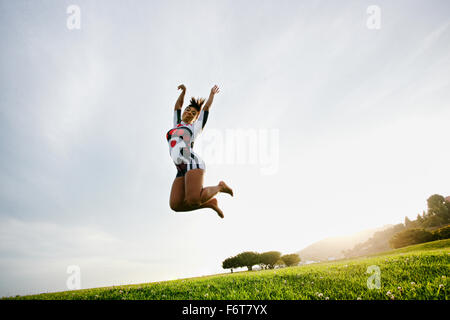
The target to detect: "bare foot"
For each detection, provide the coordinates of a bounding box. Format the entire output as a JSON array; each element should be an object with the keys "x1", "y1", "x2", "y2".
[
  {"x1": 209, "y1": 198, "x2": 224, "y2": 219},
  {"x1": 219, "y1": 181, "x2": 234, "y2": 197}
]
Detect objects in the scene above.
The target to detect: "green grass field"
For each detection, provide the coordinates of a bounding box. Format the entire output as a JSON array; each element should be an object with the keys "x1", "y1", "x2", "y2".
[{"x1": 4, "y1": 239, "x2": 449, "y2": 300}]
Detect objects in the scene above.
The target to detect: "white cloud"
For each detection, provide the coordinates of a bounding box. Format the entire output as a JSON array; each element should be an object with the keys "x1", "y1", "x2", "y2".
[
  {"x1": 0, "y1": 218, "x2": 120, "y2": 259},
  {"x1": 0, "y1": 217, "x2": 181, "y2": 296},
  {"x1": 1, "y1": 0, "x2": 450, "y2": 297}
]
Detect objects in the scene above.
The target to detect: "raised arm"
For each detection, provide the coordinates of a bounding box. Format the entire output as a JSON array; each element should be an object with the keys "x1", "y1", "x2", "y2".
[
  {"x1": 174, "y1": 84, "x2": 186, "y2": 110},
  {"x1": 202, "y1": 85, "x2": 220, "y2": 112}
]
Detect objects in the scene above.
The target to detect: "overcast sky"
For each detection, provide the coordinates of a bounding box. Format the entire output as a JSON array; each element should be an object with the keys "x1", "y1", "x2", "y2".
[{"x1": 1, "y1": 0, "x2": 449, "y2": 297}]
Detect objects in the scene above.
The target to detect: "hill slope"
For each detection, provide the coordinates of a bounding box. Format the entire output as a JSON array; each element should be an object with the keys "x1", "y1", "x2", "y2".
[
  {"x1": 296, "y1": 225, "x2": 391, "y2": 262},
  {"x1": 4, "y1": 239, "x2": 449, "y2": 300}
]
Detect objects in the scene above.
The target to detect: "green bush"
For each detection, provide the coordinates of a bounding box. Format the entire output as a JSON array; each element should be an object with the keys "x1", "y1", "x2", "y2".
[
  {"x1": 389, "y1": 228, "x2": 436, "y2": 249},
  {"x1": 280, "y1": 254, "x2": 301, "y2": 266},
  {"x1": 433, "y1": 225, "x2": 450, "y2": 240},
  {"x1": 222, "y1": 256, "x2": 240, "y2": 273},
  {"x1": 259, "y1": 251, "x2": 281, "y2": 269},
  {"x1": 235, "y1": 252, "x2": 260, "y2": 271}
]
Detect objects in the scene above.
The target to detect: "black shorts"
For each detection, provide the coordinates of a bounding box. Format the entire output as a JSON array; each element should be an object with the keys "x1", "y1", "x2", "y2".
[{"x1": 174, "y1": 152, "x2": 205, "y2": 178}]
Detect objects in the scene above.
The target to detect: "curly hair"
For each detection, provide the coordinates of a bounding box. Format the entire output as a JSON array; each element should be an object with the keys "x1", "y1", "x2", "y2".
[{"x1": 188, "y1": 97, "x2": 206, "y2": 112}]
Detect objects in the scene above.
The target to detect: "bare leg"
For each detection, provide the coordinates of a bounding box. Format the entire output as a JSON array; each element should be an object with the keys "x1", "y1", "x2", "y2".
[
  {"x1": 169, "y1": 169, "x2": 232, "y2": 219},
  {"x1": 218, "y1": 181, "x2": 233, "y2": 196},
  {"x1": 199, "y1": 198, "x2": 224, "y2": 218},
  {"x1": 169, "y1": 176, "x2": 185, "y2": 211},
  {"x1": 185, "y1": 169, "x2": 234, "y2": 205},
  {"x1": 172, "y1": 196, "x2": 224, "y2": 218},
  {"x1": 198, "y1": 182, "x2": 233, "y2": 204},
  {"x1": 199, "y1": 185, "x2": 221, "y2": 203},
  {"x1": 169, "y1": 175, "x2": 224, "y2": 218}
]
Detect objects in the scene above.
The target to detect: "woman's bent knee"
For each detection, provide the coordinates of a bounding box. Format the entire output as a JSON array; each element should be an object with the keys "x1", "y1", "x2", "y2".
[
  {"x1": 170, "y1": 201, "x2": 183, "y2": 212},
  {"x1": 185, "y1": 196, "x2": 201, "y2": 208}
]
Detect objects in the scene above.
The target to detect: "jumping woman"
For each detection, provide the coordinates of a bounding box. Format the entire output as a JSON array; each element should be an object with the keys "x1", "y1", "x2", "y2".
[{"x1": 166, "y1": 84, "x2": 233, "y2": 219}]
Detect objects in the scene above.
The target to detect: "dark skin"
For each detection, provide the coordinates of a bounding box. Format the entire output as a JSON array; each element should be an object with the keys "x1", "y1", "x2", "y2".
[
  {"x1": 177, "y1": 85, "x2": 220, "y2": 123},
  {"x1": 169, "y1": 84, "x2": 233, "y2": 218},
  {"x1": 182, "y1": 106, "x2": 198, "y2": 123}
]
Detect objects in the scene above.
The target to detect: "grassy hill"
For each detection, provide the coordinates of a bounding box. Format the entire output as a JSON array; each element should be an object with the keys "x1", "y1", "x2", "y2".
[
  {"x1": 4, "y1": 239, "x2": 449, "y2": 300},
  {"x1": 296, "y1": 225, "x2": 391, "y2": 262}
]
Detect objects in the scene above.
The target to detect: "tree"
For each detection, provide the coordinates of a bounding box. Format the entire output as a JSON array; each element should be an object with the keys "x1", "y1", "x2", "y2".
[
  {"x1": 259, "y1": 251, "x2": 281, "y2": 269},
  {"x1": 222, "y1": 257, "x2": 231, "y2": 271},
  {"x1": 389, "y1": 228, "x2": 436, "y2": 249},
  {"x1": 235, "y1": 251, "x2": 260, "y2": 271},
  {"x1": 404, "y1": 216, "x2": 412, "y2": 228},
  {"x1": 433, "y1": 225, "x2": 450, "y2": 240},
  {"x1": 275, "y1": 259, "x2": 285, "y2": 268},
  {"x1": 426, "y1": 194, "x2": 450, "y2": 226},
  {"x1": 222, "y1": 256, "x2": 239, "y2": 273},
  {"x1": 416, "y1": 213, "x2": 424, "y2": 226},
  {"x1": 281, "y1": 254, "x2": 301, "y2": 267},
  {"x1": 427, "y1": 194, "x2": 446, "y2": 212},
  {"x1": 342, "y1": 194, "x2": 449, "y2": 258},
  {"x1": 445, "y1": 196, "x2": 450, "y2": 211}
]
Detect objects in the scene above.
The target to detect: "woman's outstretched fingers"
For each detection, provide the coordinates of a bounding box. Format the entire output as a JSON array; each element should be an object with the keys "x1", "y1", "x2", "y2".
[
  {"x1": 219, "y1": 181, "x2": 233, "y2": 197},
  {"x1": 211, "y1": 85, "x2": 220, "y2": 95}
]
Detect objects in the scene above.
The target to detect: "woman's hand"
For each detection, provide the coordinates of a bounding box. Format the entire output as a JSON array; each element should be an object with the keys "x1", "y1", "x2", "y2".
[
  {"x1": 203, "y1": 85, "x2": 219, "y2": 111},
  {"x1": 174, "y1": 84, "x2": 186, "y2": 110},
  {"x1": 210, "y1": 85, "x2": 220, "y2": 95}
]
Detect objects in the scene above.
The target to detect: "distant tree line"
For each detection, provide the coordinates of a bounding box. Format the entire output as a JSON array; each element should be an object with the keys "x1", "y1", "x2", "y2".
[
  {"x1": 406, "y1": 194, "x2": 450, "y2": 228},
  {"x1": 343, "y1": 194, "x2": 450, "y2": 257},
  {"x1": 389, "y1": 225, "x2": 450, "y2": 249},
  {"x1": 222, "y1": 251, "x2": 301, "y2": 272}
]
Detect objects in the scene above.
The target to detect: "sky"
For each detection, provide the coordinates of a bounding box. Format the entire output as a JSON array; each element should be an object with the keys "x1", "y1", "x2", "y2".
[{"x1": 1, "y1": 0, "x2": 449, "y2": 297}]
